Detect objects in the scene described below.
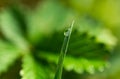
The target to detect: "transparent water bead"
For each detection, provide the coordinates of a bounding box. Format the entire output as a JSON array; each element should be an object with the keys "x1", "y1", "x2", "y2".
[
  {"x1": 64, "y1": 20, "x2": 75, "y2": 37},
  {"x1": 64, "y1": 28, "x2": 71, "y2": 36}
]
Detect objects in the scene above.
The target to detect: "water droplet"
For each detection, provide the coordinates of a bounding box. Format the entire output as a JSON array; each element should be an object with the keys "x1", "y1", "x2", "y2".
[
  {"x1": 64, "y1": 28, "x2": 70, "y2": 36},
  {"x1": 64, "y1": 20, "x2": 75, "y2": 36}
]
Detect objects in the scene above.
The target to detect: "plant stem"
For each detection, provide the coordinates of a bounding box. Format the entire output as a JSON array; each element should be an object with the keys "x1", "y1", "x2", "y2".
[{"x1": 54, "y1": 20, "x2": 74, "y2": 79}]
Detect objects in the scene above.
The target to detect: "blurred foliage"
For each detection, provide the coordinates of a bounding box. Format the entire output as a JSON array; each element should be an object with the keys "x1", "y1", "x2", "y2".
[{"x1": 0, "y1": 0, "x2": 120, "y2": 79}]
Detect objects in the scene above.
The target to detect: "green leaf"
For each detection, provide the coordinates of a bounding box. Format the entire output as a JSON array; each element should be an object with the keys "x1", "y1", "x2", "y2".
[
  {"x1": 0, "y1": 7, "x2": 29, "y2": 51},
  {"x1": 0, "y1": 40, "x2": 21, "y2": 74},
  {"x1": 38, "y1": 52, "x2": 110, "y2": 74},
  {"x1": 35, "y1": 30, "x2": 113, "y2": 74},
  {"x1": 75, "y1": 16, "x2": 117, "y2": 49},
  {"x1": 21, "y1": 54, "x2": 52, "y2": 79},
  {"x1": 35, "y1": 30, "x2": 112, "y2": 59},
  {"x1": 26, "y1": 1, "x2": 75, "y2": 43},
  {"x1": 8, "y1": 6, "x2": 28, "y2": 36}
]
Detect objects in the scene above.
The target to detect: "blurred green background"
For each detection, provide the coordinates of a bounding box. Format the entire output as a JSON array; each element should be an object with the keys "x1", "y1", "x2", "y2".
[{"x1": 0, "y1": 0, "x2": 120, "y2": 79}]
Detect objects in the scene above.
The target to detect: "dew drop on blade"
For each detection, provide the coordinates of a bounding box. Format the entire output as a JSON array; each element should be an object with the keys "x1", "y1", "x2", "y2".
[
  {"x1": 64, "y1": 28, "x2": 70, "y2": 36},
  {"x1": 64, "y1": 20, "x2": 74, "y2": 36}
]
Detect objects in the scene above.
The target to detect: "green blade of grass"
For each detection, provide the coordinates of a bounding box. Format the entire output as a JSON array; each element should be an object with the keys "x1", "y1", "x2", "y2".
[{"x1": 54, "y1": 20, "x2": 74, "y2": 79}]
